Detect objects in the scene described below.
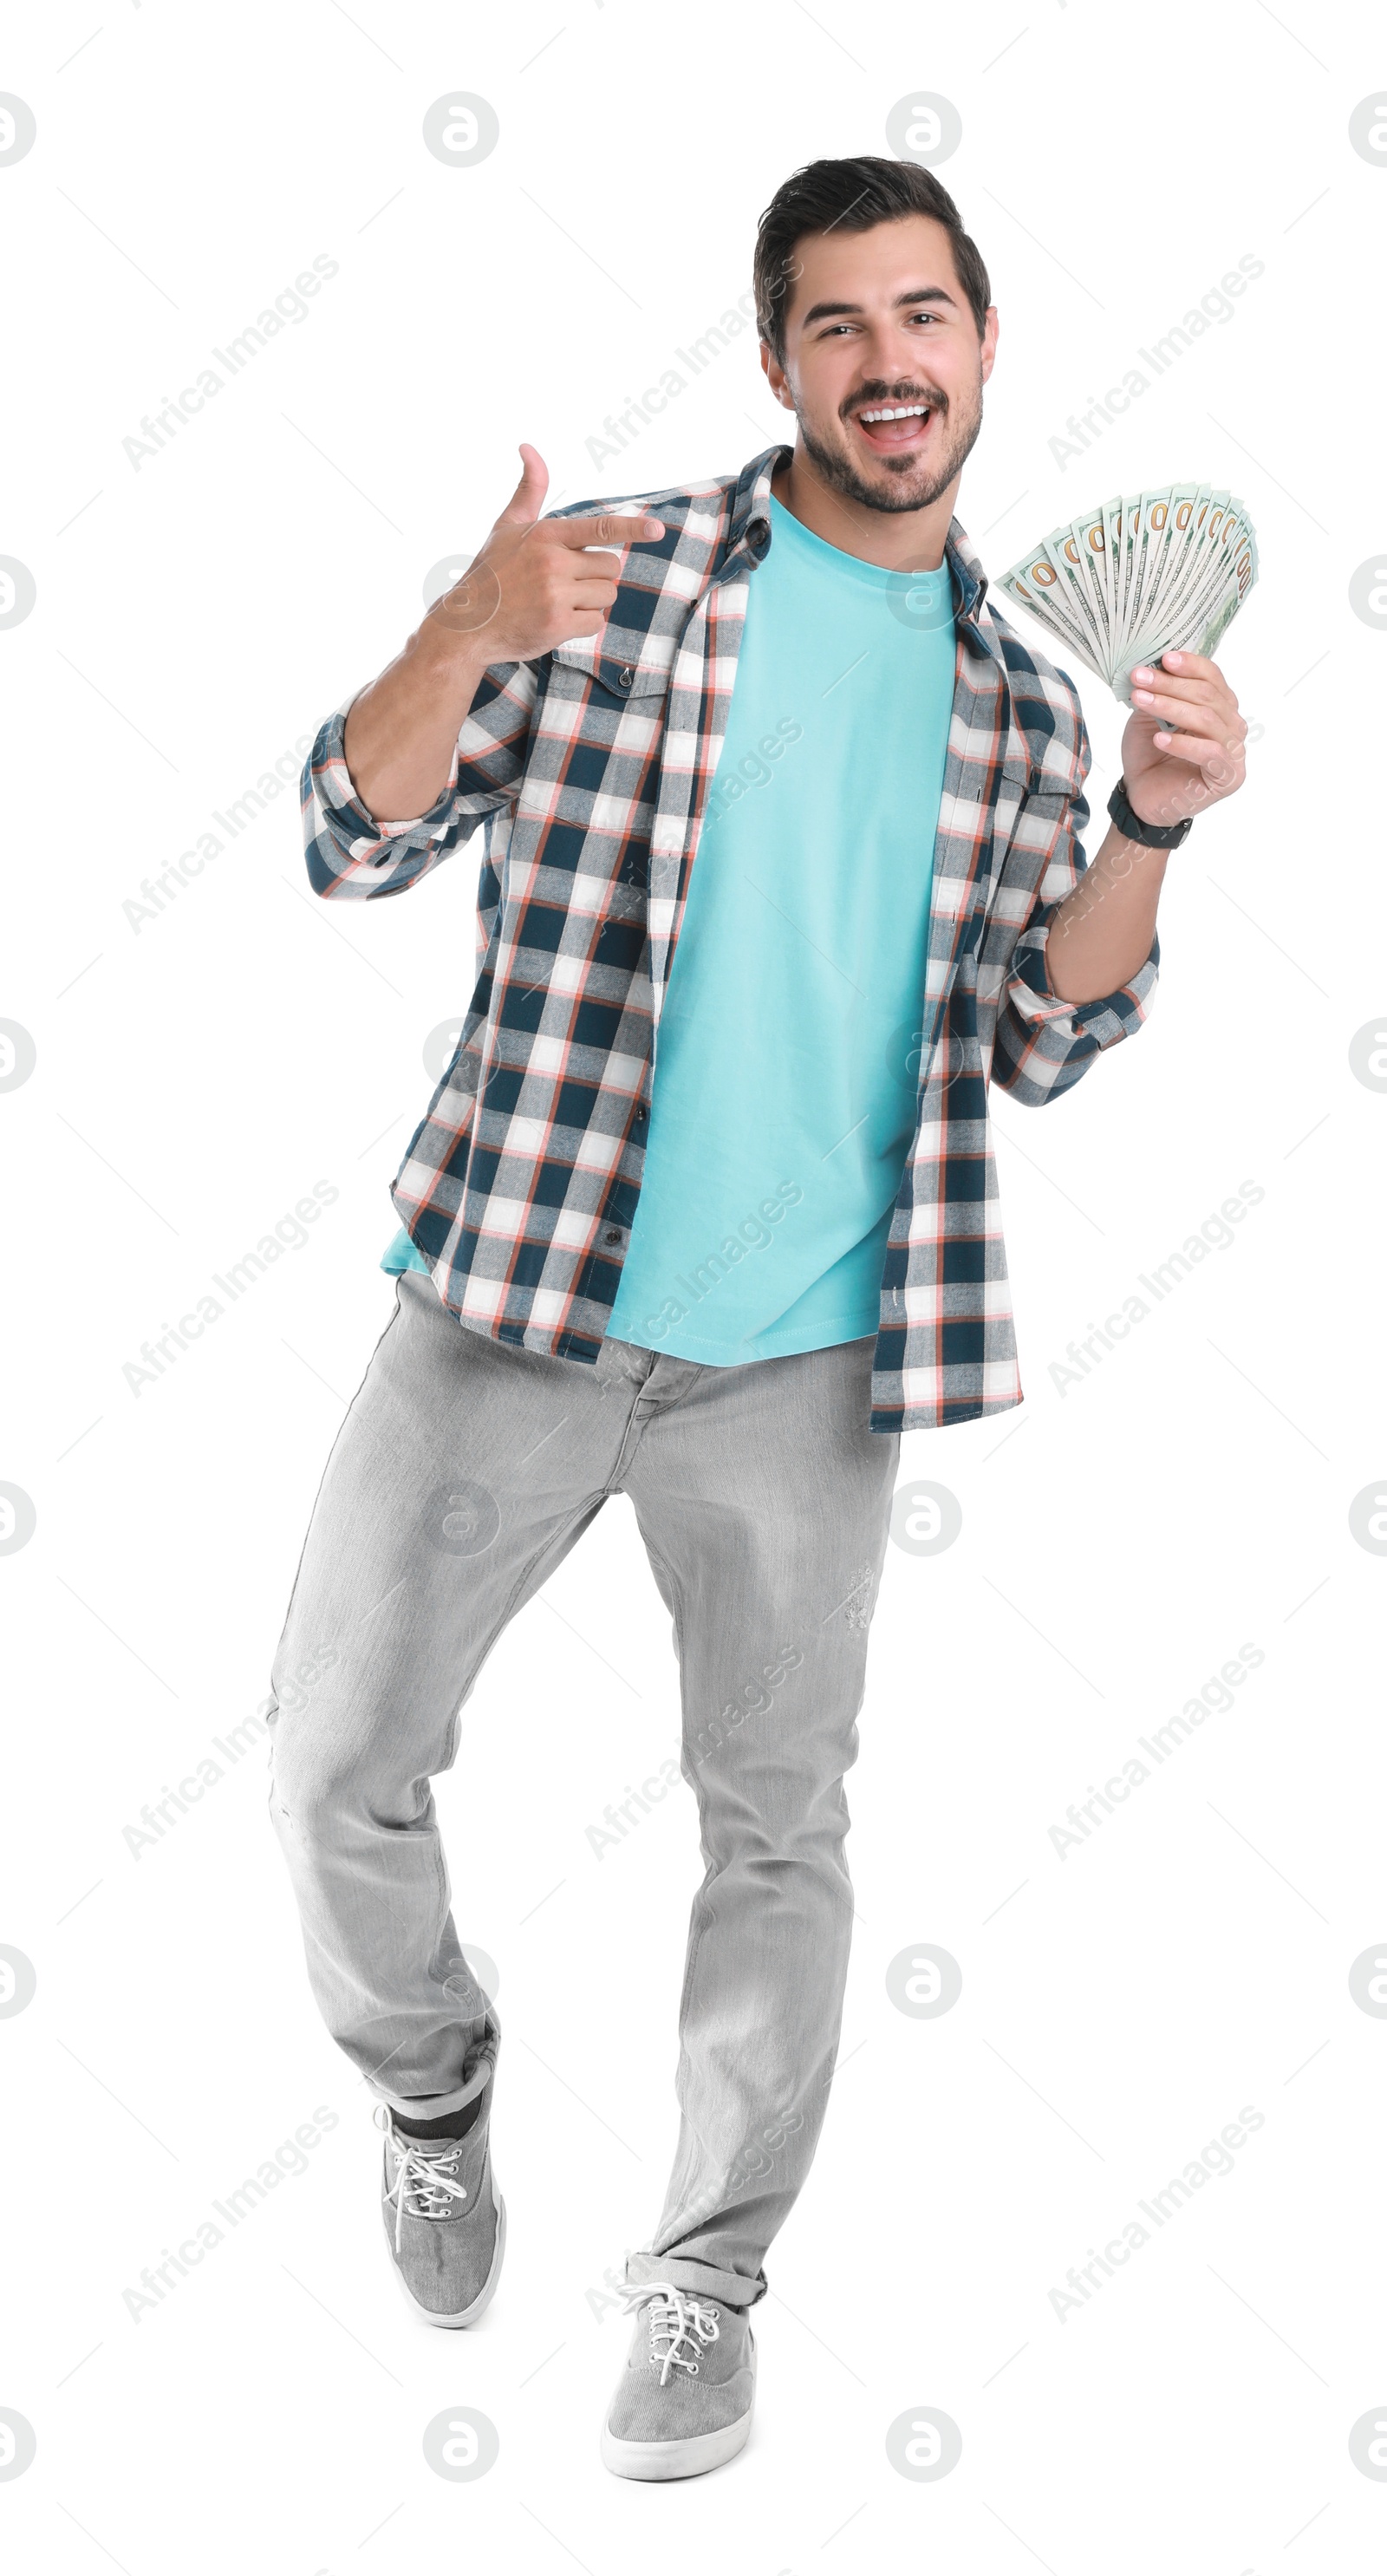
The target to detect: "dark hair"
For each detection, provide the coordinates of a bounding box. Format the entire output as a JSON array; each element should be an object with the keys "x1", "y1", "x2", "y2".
[{"x1": 753, "y1": 155, "x2": 991, "y2": 358}]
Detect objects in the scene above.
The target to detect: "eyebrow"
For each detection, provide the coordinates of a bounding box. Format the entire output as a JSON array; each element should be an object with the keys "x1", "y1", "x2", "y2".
[{"x1": 798, "y1": 285, "x2": 960, "y2": 328}]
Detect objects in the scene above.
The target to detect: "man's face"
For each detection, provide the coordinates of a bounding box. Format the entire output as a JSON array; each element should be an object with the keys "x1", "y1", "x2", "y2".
[{"x1": 763, "y1": 214, "x2": 998, "y2": 515}]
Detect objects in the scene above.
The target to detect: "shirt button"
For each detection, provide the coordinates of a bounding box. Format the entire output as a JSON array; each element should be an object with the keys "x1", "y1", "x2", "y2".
[
  {"x1": 603, "y1": 1227, "x2": 623, "y2": 1244},
  {"x1": 634, "y1": 1104, "x2": 648, "y2": 1122},
  {"x1": 618, "y1": 667, "x2": 634, "y2": 689}
]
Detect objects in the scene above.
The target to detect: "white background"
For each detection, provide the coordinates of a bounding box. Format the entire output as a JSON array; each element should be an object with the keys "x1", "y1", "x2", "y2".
[{"x1": 3, "y1": 0, "x2": 1384, "y2": 2568}]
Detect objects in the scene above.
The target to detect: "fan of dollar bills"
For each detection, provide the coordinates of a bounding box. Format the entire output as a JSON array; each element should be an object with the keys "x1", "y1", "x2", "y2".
[{"x1": 996, "y1": 486, "x2": 1259, "y2": 705}]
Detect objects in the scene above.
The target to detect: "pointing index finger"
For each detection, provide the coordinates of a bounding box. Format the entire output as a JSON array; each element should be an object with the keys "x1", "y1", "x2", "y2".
[{"x1": 551, "y1": 511, "x2": 666, "y2": 549}]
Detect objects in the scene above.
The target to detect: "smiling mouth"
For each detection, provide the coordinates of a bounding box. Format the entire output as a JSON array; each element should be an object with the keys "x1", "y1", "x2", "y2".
[{"x1": 850, "y1": 401, "x2": 935, "y2": 453}]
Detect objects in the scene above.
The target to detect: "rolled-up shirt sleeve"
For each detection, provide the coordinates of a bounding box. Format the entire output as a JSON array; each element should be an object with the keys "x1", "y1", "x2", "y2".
[{"x1": 302, "y1": 658, "x2": 537, "y2": 899}]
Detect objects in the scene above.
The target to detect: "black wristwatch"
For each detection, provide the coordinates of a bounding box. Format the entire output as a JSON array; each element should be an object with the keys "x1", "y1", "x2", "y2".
[{"x1": 1107, "y1": 774, "x2": 1193, "y2": 849}]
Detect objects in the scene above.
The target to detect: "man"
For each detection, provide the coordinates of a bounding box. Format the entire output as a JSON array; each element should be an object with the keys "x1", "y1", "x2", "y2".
[{"x1": 268, "y1": 154, "x2": 1247, "y2": 2481}]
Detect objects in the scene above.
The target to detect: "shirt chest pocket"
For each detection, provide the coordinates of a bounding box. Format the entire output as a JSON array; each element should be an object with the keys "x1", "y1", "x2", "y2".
[
  {"x1": 977, "y1": 763, "x2": 1077, "y2": 975},
  {"x1": 529, "y1": 649, "x2": 673, "y2": 901},
  {"x1": 992, "y1": 757, "x2": 1077, "y2": 862},
  {"x1": 991, "y1": 756, "x2": 1071, "y2": 847},
  {"x1": 548, "y1": 644, "x2": 674, "y2": 709}
]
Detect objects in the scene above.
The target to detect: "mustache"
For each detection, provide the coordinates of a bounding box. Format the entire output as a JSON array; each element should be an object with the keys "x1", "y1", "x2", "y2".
[{"x1": 842, "y1": 384, "x2": 948, "y2": 421}]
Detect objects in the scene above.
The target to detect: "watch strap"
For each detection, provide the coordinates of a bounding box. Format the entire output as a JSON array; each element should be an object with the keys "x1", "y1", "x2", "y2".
[{"x1": 1107, "y1": 774, "x2": 1193, "y2": 849}]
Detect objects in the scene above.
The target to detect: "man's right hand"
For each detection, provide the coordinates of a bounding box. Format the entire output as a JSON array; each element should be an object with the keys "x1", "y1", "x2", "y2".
[
  {"x1": 340, "y1": 445, "x2": 664, "y2": 827},
  {"x1": 425, "y1": 444, "x2": 665, "y2": 663}
]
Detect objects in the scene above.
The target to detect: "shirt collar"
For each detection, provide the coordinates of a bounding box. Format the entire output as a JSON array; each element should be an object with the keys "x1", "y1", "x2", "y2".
[
  {"x1": 730, "y1": 444, "x2": 994, "y2": 644},
  {"x1": 721, "y1": 445, "x2": 785, "y2": 569}
]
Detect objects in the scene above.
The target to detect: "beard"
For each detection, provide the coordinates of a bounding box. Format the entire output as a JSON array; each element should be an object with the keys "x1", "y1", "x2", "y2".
[{"x1": 794, "y1": 375, "x2": 985, "y2": 516}]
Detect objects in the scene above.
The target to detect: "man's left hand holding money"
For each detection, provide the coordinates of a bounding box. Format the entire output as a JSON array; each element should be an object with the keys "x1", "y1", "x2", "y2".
[{"x1": 1047, "y1": 649, "x2": 1248, "y2": 1003}]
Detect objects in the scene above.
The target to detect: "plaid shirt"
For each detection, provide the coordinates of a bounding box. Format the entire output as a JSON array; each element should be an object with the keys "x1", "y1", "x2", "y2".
[{"x1": 303, "y1": 443, "x2": 1157, "y2": 1434}]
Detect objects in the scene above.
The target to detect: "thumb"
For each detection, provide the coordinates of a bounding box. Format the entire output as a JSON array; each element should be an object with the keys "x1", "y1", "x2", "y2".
[{"x1": 496, "y1": 442, "x2": 549, "y2": 529}]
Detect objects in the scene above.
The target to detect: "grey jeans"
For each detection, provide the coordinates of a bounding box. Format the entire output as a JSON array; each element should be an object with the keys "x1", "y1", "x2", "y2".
[{"x1": 264, "y1": 1269, "x2": 900, "y2": 2308}]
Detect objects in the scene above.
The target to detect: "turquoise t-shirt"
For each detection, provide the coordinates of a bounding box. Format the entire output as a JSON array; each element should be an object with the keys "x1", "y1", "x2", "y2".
[
  {"x1": 383, "y1": 493, "x2": 955, "y2": 1360},
  {"x1": 382, "y1": 1223, "x2": 430, "y2": 1278}
]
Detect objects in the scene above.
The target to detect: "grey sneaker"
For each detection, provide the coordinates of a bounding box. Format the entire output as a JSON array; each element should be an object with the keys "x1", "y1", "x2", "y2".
[
  {"x1": 601, "y1": 2281, "x2": 756, "y2": 2481},
  {"x1": 376, "y1": 2103, "x2": 505, "y2": 2328}
]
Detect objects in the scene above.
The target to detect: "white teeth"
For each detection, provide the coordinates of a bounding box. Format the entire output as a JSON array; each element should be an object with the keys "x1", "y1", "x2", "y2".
[{"x1": 858, "y1": 404, "x2": 929, "y2": 423}]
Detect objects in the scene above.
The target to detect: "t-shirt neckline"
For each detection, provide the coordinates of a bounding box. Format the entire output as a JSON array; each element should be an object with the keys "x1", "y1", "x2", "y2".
[{"x1": 766, "y1": 490, "x2": 951, "y2": 594}]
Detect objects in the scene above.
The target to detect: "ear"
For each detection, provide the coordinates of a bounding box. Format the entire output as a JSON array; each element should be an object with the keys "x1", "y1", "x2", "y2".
[
  {"x1": 980, "y1": 305, "x2": 1000, "y2": 388},
  {"x1": 759, "y1": 337, "x2": 795, "y2": 412}
]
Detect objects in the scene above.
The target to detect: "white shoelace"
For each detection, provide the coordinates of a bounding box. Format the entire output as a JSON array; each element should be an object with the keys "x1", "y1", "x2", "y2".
[
  {"x1": 378, "y1": 2108, "x2": 470, "y2": 2253},
  {"x1": 618, "y1": 2280, "x2": 721, "y2": 2385}
]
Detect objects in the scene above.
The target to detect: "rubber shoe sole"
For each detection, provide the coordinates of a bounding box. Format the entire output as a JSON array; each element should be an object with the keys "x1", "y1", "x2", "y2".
[
  {"x1": 383, "y1": 2190, "x2": 507, "y2": 2330},
  {"x1": 600, "y1": 2337, "x2": 755, "y2": 2481}
]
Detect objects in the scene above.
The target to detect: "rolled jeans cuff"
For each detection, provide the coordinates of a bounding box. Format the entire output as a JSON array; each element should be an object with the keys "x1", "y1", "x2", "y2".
[
  {"x1": 622, "y1": 2249, "x2": 768, "y2": 2311},
  {"x1": 371, "y1": 2011, "x2": 499, "y2": 2123}
]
